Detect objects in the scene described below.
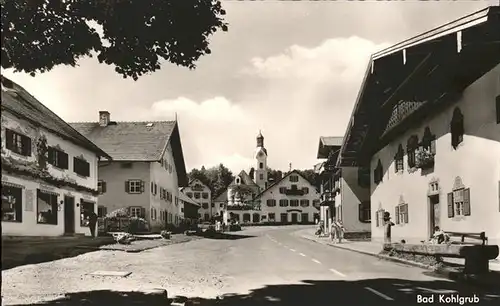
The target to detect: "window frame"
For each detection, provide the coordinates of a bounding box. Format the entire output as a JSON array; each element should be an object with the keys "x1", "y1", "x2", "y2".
[
  {"x1": 36, "y1": 189, "x2": 58, "y2": 225},
  {"x1": 47, "y1": 146, "x2": 69, "y2": 169},
  {"x1": 128, "y1": 180, "x2": 143, "y2": 194},
  {"x1": 5, "y1": 129, "x2": 32, "y2": 156},
  {"x1": 1, "y1": 184, "x2": 23, "y2": 222},
  {"x1": 73, "y1": 157, "x2": 90, "y2": 177}
]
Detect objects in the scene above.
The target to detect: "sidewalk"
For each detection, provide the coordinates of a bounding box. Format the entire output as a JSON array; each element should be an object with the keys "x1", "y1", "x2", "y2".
[{"x1": 294, "y1": 228, "x2": 500, "y2": 289}]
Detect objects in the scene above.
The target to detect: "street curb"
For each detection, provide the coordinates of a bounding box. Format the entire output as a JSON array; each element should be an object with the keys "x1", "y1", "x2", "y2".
[{"x1": 299, "y1": 234, "x2": 500, "y2": 290}]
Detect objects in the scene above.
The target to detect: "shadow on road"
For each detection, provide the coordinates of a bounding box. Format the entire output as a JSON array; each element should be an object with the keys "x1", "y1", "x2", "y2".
[
  {"x1": 199, "y1": 232, "x2": 257, "y2": 240},
  {"x1": 18, "y1": 278, "x2": 500, "y2": 306}
]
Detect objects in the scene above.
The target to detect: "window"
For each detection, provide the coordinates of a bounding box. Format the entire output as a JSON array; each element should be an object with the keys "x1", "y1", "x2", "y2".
[
  {"x1": 151, "y1": 182, "x2": 158, "y2": 195},
  {"x1": 406, "y1": 135, "x2": 419, "y2": 168},
  {"x1": 375, "y1": 209, "x2": 385, "y2": 227},
  {"x1": 266, "y1": 199, "x2": 276, "y2": 207},
  {"x1": 151, "y1": 207, "x2": 157, "y2": 220},
  {"x1": 129, "y1": 206, "x2": 143, "y2": 218},
  {"x1": 395, "y1": 203, "x2": 409, "y2": 224},
  {"x1": 279, "y1": 187, "x2": 286, "y2": 194},
  {"x1": 243, "y1": 213, "x2": 251, "y2": 222},
  {"x1": 47, "y1": 147, "x2": 69, "y2": 169},
  {"x1": 279, "y1": 199, "x2": 289, "y2": 207},
  {"x1": 259, "y1": 162, "x2": 263, "y2": 169},
  {"x1": 358, "y1": 201, "x2": 371, "y2": 223},
  {"x1": 186, "y1": 192, "x2": 193, "y2": 198},
  {"x1": 98, "y1": 180, "x2": 107, "y2": 194},
  {"x1": 194, "y1": 193, "x2": 201, "y2": 199},
  {"x1": 421, "y1": 127, "x2": 436, "y2": 154},
  {"x1": 302, "y1": 187, "x2": 309, "y2": 194},
  {"x1": 211, "y1": 203, "x2": 215, "y2": 208},
  {"x1": 5, "y1": 129, "x2": 31, "y2": 156},
  {"x1": 448, "y1": 188, "x2": 471, "y2": 218},
  {"x1": 300, "y1": 199, "x2": 309, "y2": 207},
  {"x1": 259, "y1": 173, "x2": 264, "y2": 180},
  {"x1": 80, "y1": 200, "x2": 95, "y2": 227},
  {"x1": 289, "y1": 175, "x2": 299, "y2": 182},
  {"x1": 357, "y1": 167, "x2": 370, "y2": 188},
  {"x1": 97, "y1": 206, "x2": 107, "y2": 218},
  {"x1": 121, "y1": 162, "x2": 133, "y2": 169},
  {"x1": 394, "y1": 144, "x2": 404, "y2": 173},
  {"x1": 73, "y1": 157, "x2": 90, "y2": 177},
  {"x1": 496, "y1": 95, "x2": 500, "y2": 124},
  {"x1": 1, "y1": 184, "x2": 23, "y2": 222},
  {"x1": 450, "y1": 107, "x2": 464, "y2": 149},
  {"x1": 268, "y1": 213, "x2": 275, "y2": 221},
  {"x1": 280, "y1": 213, "x2": 288, "y2": 222},
  {"x1": 373, "y1": 160, "x2": 383, "y2": 184},
  {"x1": 202, "y1": 192, "x2": 209, "y2": 199},
  {"x1": 235, "y1": 177, "x2": 240, "y2": 184},
  {"x1": 220, "y1": 203, "x2": 224, "y2": 208},
  {"x1": 290, "y1": 200, "x2": 299, "y2": 207},
  {"x1": 36, "y1": 190, "x2": 58, "y2": 225},
  {"x1": 202, "y1": 203, "x2": 209, "y2": 209},
  {"x1": 312, "y1": 199, "x2": 320, "y2": 207},
  {"x1": 204, "y1": 214, "x2": 210, "y2": 221},
  {"x1": 126, "y1": 180, "x2": 144, "y2": 194}
]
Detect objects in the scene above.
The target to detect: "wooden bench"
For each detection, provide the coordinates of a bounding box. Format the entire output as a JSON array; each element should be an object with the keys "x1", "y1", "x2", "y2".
[
  {"x1": 445, "y1": 231, "x2": 488, "y2": 246},
  {"x1": 383, "y1": 234, "x2": 499, "y2": 274}
]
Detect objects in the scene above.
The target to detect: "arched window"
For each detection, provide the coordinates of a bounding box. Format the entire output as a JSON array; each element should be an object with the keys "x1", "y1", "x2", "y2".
[
  {"x1": 394, "y1": 144, "x2": 404, "y2": 172},
  {"x1": 421, "y1": 126, "x2": 436, "y2": 153},
  {"x1": 407, "y1": 135, "x2": 419, "y2": 168},
  {"x1": 374, "y1": 159, "x2": 383, "y2": 184},
  {"x1": 450, "y1": 107, "x2": 464, "y2": 149}
]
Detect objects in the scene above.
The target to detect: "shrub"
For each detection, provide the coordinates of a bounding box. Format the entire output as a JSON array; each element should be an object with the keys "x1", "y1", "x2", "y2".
[{"x1": 127, "y1": 217, "x2": 149, "y2": 234}]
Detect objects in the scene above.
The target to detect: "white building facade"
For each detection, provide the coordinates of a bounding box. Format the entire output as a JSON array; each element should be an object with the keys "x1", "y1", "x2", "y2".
[
  {"x1": 182, "y1": 179, "x2": 212, "y2": 221},
  {"x1": 1, "y1": 76, "x2": 110, "y2": 237},
  {"x1": 337, "y1": 7, "x2": 500, "y2": 252}
]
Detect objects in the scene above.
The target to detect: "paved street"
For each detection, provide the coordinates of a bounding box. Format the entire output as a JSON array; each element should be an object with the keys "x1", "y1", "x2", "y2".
[{"x1": 2, "y1": 226, "x2": 499, "y2": 305}]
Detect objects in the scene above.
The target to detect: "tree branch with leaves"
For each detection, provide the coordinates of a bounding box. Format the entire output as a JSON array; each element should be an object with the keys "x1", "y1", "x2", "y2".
[{"x1": 1, "y1": 0, "x2": 228, "y2": 80}]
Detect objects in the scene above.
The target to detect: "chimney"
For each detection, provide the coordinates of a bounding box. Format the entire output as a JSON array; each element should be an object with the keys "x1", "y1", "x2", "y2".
[{"x1": 99, "y1": 111, "x2": 110, "y2": 127}]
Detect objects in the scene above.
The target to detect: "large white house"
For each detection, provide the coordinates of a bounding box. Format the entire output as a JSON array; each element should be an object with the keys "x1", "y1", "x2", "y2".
[
  {"x1": 1, "y1": 76, "x2": 111, "y2": 237},
  {"x1": 217, "y1": 132, "x2": 321, "y2": 225},
  {"x1": 70, "y1": 112, "x2": 189, "y2": 232},
  {"x1": 180, "y1": 179, "x2": 212, "y2": 221},
  {"x1": 337, "y1": 6, "x2": 500, "y2": 251}
]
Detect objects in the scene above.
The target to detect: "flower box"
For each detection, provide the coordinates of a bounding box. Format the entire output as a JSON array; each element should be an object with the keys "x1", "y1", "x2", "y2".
[{"x1": 416, "y1": 149, "x2": 435, "y2": 169}]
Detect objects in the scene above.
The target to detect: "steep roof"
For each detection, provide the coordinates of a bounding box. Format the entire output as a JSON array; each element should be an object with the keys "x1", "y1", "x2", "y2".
[
  {"x1": 213, "y1": 190, "x2": 228, "y2": 202},
  {"x1": 317, "y1": 136, "x2": 343, "y2": 159},
  {"x1": 70, "y1": 120, "x2": 188, "y2": 187},
  {"x1": 0, "y1": 76, "x2": 110, "y2": 159},
  {"x1": 254, "y1": 170, "x2": 317, "y2": 199},
  {"x1": 178, "y1": 190, "x2": 200, "y2": 207},
  {"x1": 237, "y1": 170, "x2": 259, "y2": 187}
]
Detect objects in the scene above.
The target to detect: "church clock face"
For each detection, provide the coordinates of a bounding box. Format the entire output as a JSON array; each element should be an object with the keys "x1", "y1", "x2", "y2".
[{"x1": 258, "y1": 151, "x2": 264, "y2": 158}]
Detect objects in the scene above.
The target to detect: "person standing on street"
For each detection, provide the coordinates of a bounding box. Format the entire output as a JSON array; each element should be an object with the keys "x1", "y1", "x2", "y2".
[{"x1": 88, "y1": 209, "x2": 98, "y2": 238}]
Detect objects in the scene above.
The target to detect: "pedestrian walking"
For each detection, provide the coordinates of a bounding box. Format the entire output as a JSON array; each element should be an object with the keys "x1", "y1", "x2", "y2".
[
  {"x1": 88, "y1": 209, "x2": 98, "y2": 238},
  {"x1": 383, "y1": 212, "x2": 395, "y2": 244}
]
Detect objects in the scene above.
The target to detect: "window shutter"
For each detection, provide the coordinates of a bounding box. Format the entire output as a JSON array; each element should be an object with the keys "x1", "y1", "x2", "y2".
[
  {"x1": 140, "y1": 207, "x2": 146, "y2": 218},
  {"x1": 375, "y1": 211, "x2": 379, "y2": 227},
  {"x1": 125, "y1": 181, "x2": 130, "y2": 193},
  {"x1": 447, "y1": 192, "x2": 454, "y2": 218},
  {"x1": 463, "y1": 188, "x2": 471, "y2": 216},
  {"x1": 395, "y1": 206, "x2": 400, "y2": 224},
  {"x1": 22, "y1": 136, "x2": 32, "y2": 156},
  {"x1": 5, "y1": 129, "x2": 13, "y2": 150},
  {"x1": 102, "y1": 182, "x2": 107, "y2": 193},
  {"x1": 103, "y1": 207, "x2": 108, "y2": 216},
  {"x1": 60, "y1": 153, "x2": 69, "y2": 169},
  {"x1": 404, "y1": 204, "x2": 409, "y2": 223},
  {"x1": 48, "y1": 147, "x2": 54, "y2": 163},
  {"x1": 151, "y1": 182, "x2": 154, "y2": 193},
  {"x1": 358, "y1": 203, "x2": 363, "y2": 222},
  {"x1": 140, "y1": 181, "x2": 145, "y2": 193},
  {"x1": 127, "y1": 206, "x2": 132, "y2": 216},
  {"x1": 430, "y1": 140, "x2": 436, "y2": 155}
]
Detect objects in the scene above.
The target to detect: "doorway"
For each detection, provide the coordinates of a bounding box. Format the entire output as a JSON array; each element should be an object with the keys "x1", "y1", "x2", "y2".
[
  {"x1": 291, "y1": 213, "x2": 298, "y2": 224},
  {"x1": 428, "y1": 194, "x2": 440, "y2": 238},
  {"x1": 301, "y1": 213, "x2": 308, "y2": 224},
  {"x1": 64, "y1": 196, "x2": 75, "y2": 234}
]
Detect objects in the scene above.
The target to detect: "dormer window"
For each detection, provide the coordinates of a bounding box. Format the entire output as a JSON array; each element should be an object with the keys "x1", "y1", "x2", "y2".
[{"x1": 236, "y1": 177, "x2": 241, "y2": 184}]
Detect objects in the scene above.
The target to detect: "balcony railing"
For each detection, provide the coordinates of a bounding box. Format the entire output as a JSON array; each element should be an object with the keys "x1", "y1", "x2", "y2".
[{"x1": 284, "y1": 188, "x2": 305, "y2": 196}]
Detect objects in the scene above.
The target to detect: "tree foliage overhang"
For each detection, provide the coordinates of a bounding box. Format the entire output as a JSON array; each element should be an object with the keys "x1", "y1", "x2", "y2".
[{"x1": 1, "y1": 0, "x2": 228, "y2": 80}]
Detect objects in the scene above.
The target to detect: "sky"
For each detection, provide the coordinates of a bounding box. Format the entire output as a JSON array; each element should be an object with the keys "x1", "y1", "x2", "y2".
[{"x1": 1, "y1": 0, "x2": 489, "y2": 174}]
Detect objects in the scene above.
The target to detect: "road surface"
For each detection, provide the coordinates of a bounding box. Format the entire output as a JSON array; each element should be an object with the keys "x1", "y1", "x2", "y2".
[{"x1": 2, "y1": 225, "x2": 499, "y2": 305}]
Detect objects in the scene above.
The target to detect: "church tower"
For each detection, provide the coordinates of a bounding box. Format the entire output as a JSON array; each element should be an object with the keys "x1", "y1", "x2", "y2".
[{"x1": 254, "y1": 130, "x2": 268, "y2": 191}]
